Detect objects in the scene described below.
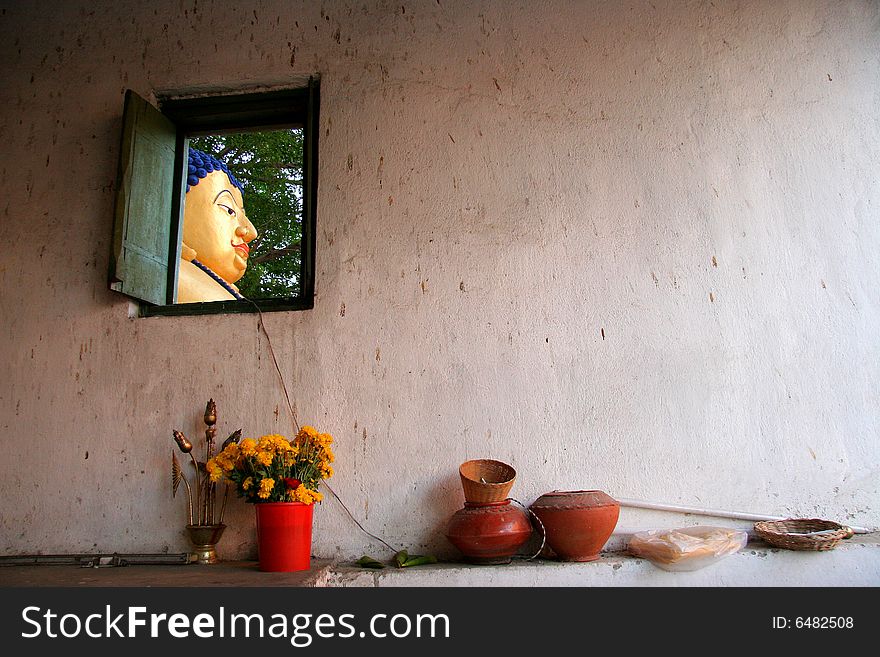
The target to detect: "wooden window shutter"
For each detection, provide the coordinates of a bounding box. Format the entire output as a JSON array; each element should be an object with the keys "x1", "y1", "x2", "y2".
[{"x1": 110, "y1": 90, "x2": 178, "y2": 306}]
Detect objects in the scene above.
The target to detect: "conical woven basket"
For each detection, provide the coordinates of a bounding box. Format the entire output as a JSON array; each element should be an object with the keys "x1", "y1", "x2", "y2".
[{"x1": 459, "y1": 459, "x2": 516, "y2": 504}]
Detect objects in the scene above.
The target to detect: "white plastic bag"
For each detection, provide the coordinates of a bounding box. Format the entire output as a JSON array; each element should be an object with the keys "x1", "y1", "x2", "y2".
[{"x1": 628, "y1": 526, "x2": 748, "y2": 572}]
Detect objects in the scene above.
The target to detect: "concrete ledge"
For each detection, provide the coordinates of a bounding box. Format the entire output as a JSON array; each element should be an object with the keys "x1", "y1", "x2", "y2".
[
  {"x1": 0, "y1": 560, "x2": 336, "y2": 587},
  {"x1": 321, "y1": 536, "x2": 880, "y2": 587},
  {"x1": 1, "y1": 536, "x2": 877, "y2": 587}
]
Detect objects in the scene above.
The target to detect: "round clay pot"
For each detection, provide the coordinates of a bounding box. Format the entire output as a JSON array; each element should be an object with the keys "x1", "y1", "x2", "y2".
[
  {"x1": 446, "y1": 500, "x2": 533, "y2": 565},
  {"x1": 529, "y1": 490, "x2": 620, "y2": 562}
]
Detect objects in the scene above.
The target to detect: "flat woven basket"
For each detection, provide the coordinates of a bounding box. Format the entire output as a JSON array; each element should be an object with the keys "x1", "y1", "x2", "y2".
[
  {"x1": 753, "y1": 518, "x2": 853, "y2": 551},
  {"x1": 459, "y1": 459, "x2": 516, "y2": 504}
]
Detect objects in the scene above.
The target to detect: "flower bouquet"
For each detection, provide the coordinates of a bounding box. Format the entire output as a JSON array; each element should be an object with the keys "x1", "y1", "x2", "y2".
[
  {"x1": 205, "y1": 426, "x2": 335, "y2": 571},
  {"x1": 206, "y1": 426, "x2": 334, "y2": 502}
]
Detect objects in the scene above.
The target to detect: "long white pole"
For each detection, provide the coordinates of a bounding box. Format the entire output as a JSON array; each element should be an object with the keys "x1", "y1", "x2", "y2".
[{"x1": 615, "y1": 497, "x2": 873, "y2": 534}]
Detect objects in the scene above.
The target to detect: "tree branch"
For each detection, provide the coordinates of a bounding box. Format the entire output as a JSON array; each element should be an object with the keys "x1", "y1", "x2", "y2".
[
  {"x1": 252, "y1": 243, "x2": 301, "y2": 265},
  {"x1": 237, "y1": 175, "x2": 304, "y2": 185}
]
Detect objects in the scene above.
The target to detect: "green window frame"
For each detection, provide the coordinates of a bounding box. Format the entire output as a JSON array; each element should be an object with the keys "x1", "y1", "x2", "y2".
[{"x1": 109, "y1": 79, "x2": 320, "y2": 316}]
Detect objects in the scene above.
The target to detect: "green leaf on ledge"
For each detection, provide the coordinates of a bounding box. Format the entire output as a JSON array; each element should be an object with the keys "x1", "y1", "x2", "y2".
[{"x1": 356, "y1": 555, "x2": 385, "y2": 569}]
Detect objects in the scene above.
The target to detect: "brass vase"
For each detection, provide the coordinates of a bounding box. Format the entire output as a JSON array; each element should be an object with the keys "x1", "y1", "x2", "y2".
[{"x1": 186, "y1": 524, "x2": 226, "y2": 564}]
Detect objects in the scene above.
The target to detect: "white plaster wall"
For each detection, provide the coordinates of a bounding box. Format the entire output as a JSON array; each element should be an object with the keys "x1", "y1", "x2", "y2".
[{"x1": 0, "y1": 0, "x2": 877, "y2": 565}]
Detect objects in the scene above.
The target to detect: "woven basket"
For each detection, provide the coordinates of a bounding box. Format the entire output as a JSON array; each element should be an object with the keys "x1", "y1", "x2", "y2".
[
  {"x1": 459, "y1": 459, "x2": 516, "y2": 504},
  {"x1": 753, "y1": 518, "x2": 853, "y2": 551}
]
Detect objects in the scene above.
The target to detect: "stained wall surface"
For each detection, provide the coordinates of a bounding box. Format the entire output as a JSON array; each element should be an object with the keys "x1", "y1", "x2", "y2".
[{"x1": 0, "y1": 0, "x2": 877, "y2": 564}]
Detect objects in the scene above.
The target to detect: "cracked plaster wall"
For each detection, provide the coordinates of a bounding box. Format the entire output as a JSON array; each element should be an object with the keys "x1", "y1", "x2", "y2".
[{"x1": 0, "y1": 0, "x2": 877, "y2": 564}]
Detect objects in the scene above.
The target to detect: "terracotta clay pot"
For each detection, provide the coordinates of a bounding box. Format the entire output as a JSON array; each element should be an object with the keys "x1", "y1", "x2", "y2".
[
  {"x1": 529, "y1": 490, "x2": 620, "y2": 562},
  {"x1": 446, "y1": 500, "x2": 533, "y2": 564}
]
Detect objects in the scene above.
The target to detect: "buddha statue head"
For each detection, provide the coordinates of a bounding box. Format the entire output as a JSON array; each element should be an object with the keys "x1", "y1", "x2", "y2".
[{"x1": 177, "y1": 148, "x2": 258, "y2": 303}]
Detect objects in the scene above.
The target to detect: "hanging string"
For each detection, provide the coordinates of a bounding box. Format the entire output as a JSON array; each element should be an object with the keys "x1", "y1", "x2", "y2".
[
  {"x1": 508, "y1": 498, "x2": 546, "y2": 561},
  {"x1": 245, "y1": 298, "x2": 399, "y2": 555},
  {"x1": 321, "y1": 480, "x2": 399, "y2": 554},
  {"x1": 246, "y1": 299, "x2": 299, "y2": 434}
]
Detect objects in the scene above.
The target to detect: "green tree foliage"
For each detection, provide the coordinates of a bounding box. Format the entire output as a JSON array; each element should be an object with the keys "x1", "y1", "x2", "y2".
[{"x1": 190, "y1": 128, "x2": 304, "y2": 299}]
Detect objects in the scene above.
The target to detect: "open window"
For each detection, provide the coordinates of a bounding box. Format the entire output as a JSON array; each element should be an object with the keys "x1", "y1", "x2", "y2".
[{"x1": 109, "y1": 80, "x2": 319, "y2": 316}]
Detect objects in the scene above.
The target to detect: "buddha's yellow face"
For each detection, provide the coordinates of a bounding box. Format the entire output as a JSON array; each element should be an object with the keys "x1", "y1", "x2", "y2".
[{"x1": 182, "y1": 170, "x2": 257, "y2": 284}]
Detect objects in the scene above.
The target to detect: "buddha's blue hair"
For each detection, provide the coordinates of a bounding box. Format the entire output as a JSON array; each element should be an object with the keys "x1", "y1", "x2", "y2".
[{"x1": 186, "y1": 148, "x2": 244, "y2": 193}]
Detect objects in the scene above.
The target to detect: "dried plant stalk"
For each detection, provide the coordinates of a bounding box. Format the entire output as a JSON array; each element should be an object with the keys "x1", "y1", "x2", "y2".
[{"x1": 180, "y1": 475, "x2": 194, "y2": 525}]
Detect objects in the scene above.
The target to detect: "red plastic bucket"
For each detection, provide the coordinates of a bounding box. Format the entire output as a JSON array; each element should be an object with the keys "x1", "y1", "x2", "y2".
[{"x1": 254, "y1": 502, "x2": 314, "y2": 572}]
